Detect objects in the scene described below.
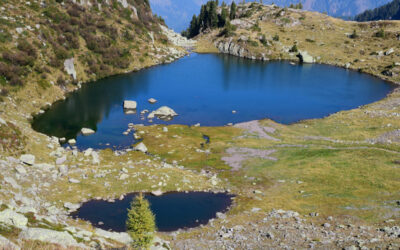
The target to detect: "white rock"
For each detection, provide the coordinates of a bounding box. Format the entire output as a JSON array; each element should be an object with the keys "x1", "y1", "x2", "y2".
[
  {"x1": 119, "y1": 173, "x2": 129, "y2": 180},
  {"x1": 0, "y1": 209, "x2": 28, "y2": 229},
  {"x1": 148, "y1": 98, "x2": 157, "y2": 104},
  {"x1": 298, "y1": 51, "x2": 315, "y2": 63},
  {"x1": 84, "y1": 148, "x2": 93, "y2": 157},
  {"x1": 68, "y1": 139, "x2": 76, "y2": 145},
  {"x1": 56, "y1": 156, "x2": 67, "y2": 165},
  {"x1": 0, "y1": 235, "x2": 20, "y2": 250},
  {"x1": 148, "y1": 106, "x2": 178, "y2": 119},
  {"x1": 81, "y1": 128, "x2": 95, "y2": 136},
  {"x1": 91, "y1": 151, "x2": 100, "y2": 164},
  {"x1": 64, "y1": 202, "x2": 80, "y2": 212},
  {"x1": 385, "y1": 48, "x2": 394, "y2": 56},
  {"x1": 69, "y1": 178, "x2": 80, "y2": 184},
  {"x1": 123, "y1": 100, "x2": 137, "y2": 110},
  {"x1": 151, "y1": 190, "x2": 163, "y2": 196},
  {"x1": 134, "y1": 142, "x2": 148, "y2": 153},
  {"x1": 19, "y1": 228, "x2": 82, "y2": 247},
  {"x1": 94, "y1": 228, "x2": 132, "y2": 245},
  {"x1": 59, "y1": 165, "x2": 69, "y2": 175},
  {"x1": 162, "y1": 127, "x2": 168, "y2": 132},
  {"x1": 20, "y1": 154, "x2": 35, "y2": 165},
  {"x1": 15, "y1": 165, "x2": 27, "y2": 175},
  {"x1": 64, "y1": 58, "x2": 77, "y2": 80}
]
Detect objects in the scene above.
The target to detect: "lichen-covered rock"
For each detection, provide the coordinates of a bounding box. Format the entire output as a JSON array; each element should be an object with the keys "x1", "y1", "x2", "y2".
[{"x1": 0, "y1": 209, "x2": 28, "y2": 229}]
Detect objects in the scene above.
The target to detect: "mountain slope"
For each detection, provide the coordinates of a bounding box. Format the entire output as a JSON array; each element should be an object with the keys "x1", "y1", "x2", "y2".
[
  {"x1": 150, "y1": 0, "x2": 392, "y2": 32},
  {"x1": 0, "y1": 0, "x2": 176, "y2": 98},
  {"x1": 355, "y1": 0, "x2": 400, "y2": 21}
]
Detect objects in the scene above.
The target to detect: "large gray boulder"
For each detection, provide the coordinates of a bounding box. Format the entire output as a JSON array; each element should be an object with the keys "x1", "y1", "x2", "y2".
[
  {"x1": 134, "y1": 142, "x2": 148, "y2": 153},
  {"x1": 148, "y1": 106, "x2": 178, "y2": 120},
  {"x1": 19, "y1": 228, "x2": 83, "y2": 248},
  {"x1": 0, "y1": 209, "x2": 28, "y2": 229}
]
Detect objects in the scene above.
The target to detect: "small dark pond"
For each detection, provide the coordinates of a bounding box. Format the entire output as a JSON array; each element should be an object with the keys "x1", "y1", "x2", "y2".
[
  {"x1": 32, "y1": 53, "x2": 395, "y2": 150},
  {"x1": 71, "y1": 192, "x2": 234, "y2": 232}
]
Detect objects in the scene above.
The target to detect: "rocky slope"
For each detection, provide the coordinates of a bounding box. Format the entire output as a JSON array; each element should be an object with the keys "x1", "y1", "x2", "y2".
[{"x1": 196, "y1": 2, "x2": 400, "y2": 84}]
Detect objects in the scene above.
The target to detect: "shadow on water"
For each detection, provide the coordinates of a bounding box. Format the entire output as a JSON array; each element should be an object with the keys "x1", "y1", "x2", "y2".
[
  {"x1": 32, "y1": 53, "x2": 396, "y2": 149},
  {"x1": 71, "y1": 192, "x2": 234, "y2": 232}
]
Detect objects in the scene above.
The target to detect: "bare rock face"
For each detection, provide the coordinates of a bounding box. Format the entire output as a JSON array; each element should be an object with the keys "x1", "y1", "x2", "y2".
[
  {"x1": 64, "y1": 58, "x2": 77, "y2": 80},
  {"x1": 160, "y1": 25, "x2": 196, "y2": 48},
  {"x1": 297, "y1": 51, "x2": 315, "y2": 64},
  {"x1": 215, "y1": 39, "x2": 248, "y2": 58}
]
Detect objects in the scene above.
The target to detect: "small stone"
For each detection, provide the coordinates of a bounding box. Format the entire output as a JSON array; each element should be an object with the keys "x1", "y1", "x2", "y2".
[
  {"x1": 69, "y1": 178, "x2": 80, "y2": 184},
  {"x1": 323, "y1": 223, "x2": 331, "y2": 228},
  {"x1": 20, "y1": 154, "x2": 35, "y2": 165}
]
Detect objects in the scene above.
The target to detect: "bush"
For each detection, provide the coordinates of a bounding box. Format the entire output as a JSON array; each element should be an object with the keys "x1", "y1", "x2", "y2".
[
  {"x1": 126, "y1": 193, "x2": 156, "y2": 249},
  {"x1": 289, "y1": 44, "x2": 298, "y2": 53},
  {"x1": 273, "y1": 34, "x2": 280, "y2": 41},
  {"x1": 375, "y1": 29, "x2": 385, "y2": 38}
]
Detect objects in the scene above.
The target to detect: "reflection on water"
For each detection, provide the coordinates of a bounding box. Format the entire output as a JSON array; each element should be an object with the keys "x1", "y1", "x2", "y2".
[{"x1": 32, "y1": 53, "x2": 395, "y2": 149}]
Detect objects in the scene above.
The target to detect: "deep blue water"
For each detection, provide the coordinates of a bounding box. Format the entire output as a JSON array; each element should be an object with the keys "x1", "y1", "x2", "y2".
[
  {"x1": 32, "y1": 53, "x2": 395, "y2": 149},
  {"x1": 71, "y1": 192, "x2": 233, "y2": 232}
]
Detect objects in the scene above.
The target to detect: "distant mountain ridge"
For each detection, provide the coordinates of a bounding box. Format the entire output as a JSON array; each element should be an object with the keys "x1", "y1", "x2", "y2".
[
  {"x1": 355, "y1": 0, "x2": 400, "y2": 21},
  {"x1": 150, "y1": 0, "x2": 392, "y2": 32}
]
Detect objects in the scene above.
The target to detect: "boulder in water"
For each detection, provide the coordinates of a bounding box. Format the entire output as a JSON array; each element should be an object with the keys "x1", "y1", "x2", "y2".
[{"x1": 81, "y1": 128, "x2": 95, "y2": 136}]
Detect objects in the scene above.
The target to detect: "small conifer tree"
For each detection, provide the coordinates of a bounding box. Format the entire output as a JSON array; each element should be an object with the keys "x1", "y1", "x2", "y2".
[{"x1": 126, "y1": 193, "x2": 156, "y2": 249}]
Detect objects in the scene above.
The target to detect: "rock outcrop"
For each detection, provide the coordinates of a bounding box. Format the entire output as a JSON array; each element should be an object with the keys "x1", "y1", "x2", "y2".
[
  {"x1": 63, "y1": 58, "x2": 77, "y2": 81},
  {"x1": 160, "y1": 25, "x2": 196, "y2": 48}
]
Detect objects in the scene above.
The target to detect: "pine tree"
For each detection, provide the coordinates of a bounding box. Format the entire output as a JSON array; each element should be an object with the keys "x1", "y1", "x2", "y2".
[
  {"x1": 126, "y1": 193, "x2": 156, "y2": 249},
  {"x1": 230, "y1": 1, "x2": 237, "y2": 20}
]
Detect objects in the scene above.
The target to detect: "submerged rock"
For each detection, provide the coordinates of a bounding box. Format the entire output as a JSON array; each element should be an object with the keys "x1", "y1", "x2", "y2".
[{"x1": 68, "y1": 139, "x2": 76, "y2": 146}]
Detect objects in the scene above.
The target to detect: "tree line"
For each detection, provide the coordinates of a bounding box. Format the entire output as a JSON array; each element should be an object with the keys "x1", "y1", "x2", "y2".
[
  {"x1": 182, "y1": 0, "x2": 238, "y2": 38},
  {"x1": 355, "y1": 0, "x2": 400, "y2": 21}
]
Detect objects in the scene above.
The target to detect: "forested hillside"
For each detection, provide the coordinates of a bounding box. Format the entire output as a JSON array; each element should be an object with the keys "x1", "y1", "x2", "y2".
[{"x1": 355, "y1": 0, "x2": 400, "y2": 21}]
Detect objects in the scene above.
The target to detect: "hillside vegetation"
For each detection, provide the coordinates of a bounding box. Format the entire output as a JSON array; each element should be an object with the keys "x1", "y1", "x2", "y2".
[{"x1": 0, "y1": 0, "x2": 171, "y2": 96}]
